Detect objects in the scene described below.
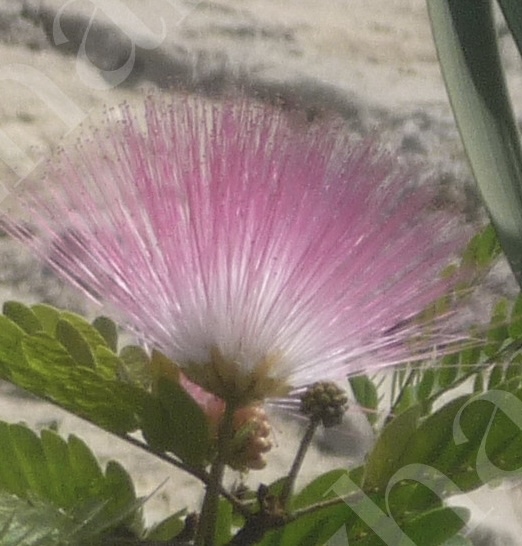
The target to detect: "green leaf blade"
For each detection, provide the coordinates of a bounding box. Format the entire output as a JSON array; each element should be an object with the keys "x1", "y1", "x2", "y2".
[
  {"x1": 92, "y1": 316, "x2": 118, "y2": 353},
  {"x1": 498, "y1": 0, "x2": 522, "y2": 59},
  {"x1": 141, "y1": 378, "x2": 210, "y2": 466},
  {"x1": 428, "y1": 0, "x2": 522, "y2": 287},
  {"x1": 2, "y1": 302, "x2": 42, "y2": 335},
  {"x1": 55, "y1": 319, "x2": 96, "y2": 369},
  {"x1": 0, "y1": 422, "x2": 142, "y2": 545}
]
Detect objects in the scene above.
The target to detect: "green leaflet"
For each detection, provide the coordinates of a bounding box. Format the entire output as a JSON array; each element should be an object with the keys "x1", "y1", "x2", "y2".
[
  {"x1": 263, "y1": 382, "x2": 522, "y2": 545},
  {"x1": 459, "y1": 225, "x2": 501, "y2": 272},
  {"x1": 2, "y1": 302, "x2": 42, "y2": 335},
  {"x1": 31, "y1": 304, "x2": 61, "y2": 336},
  {"x1": 428, "y1": 0, "x2": 522, "y2": 288},
  {"x1": 497, "y1": 0, "x2": 522, "y2": 59},
  {"x1": 18, "y1": 332, "x2": 142, "y2": 434},
  {"x1": 55, "y1": 319, "x2": 96, "y2": 369},
  {"x1": 141, "y1": 377, "x2": 211, "y2": 467},
  {"x1": 363, "y1": 406, "x2": 421, "y2": 491},
  {"x1": 92, "y1": 316, "x2": 118, "y2": 353},
  {"x1": 0, "y1": 492, "x2": 72, "y2": 546},
  {"x1": 0, "y1": 303, "x2": 210, "y2": 467},
  {"x1": 0, "y1": 423, "x2": 143, "y2": 545},
  {"x1": 215, "y1": 499, "x2": 234, "y2": 546},
  {"x1": 143, "y1": 510, "x2": 186, "y2": 542},
  {"x1": 119, "y1": 345, "x2": 153, "y2": 388},
  {"x1": 374, "y1": 507, "x2": 468, "y2": 546},
  {"x1": 385, "y1": 289, "x2": 522, "y2": 420},
  {"x1": 348, "y1": 375, "x2": 379, "y2": 425}
]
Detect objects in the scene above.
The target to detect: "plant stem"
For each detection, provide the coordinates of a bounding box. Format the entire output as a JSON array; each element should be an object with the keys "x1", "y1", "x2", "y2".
[
  {"x1": 195, "y1": 401, "x2": 237, "y2": 546},
  {"x1": 280, "y1": 418, "x2": 319, "y2": 508}
]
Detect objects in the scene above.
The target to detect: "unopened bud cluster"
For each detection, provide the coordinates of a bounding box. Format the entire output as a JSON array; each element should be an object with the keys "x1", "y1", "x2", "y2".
[
  {"x1": 300, "y1": 381, "x2": 348, "y2": 427},
  {"x1": 229, "y1": 404, "x2": 273, "y2": 471}
]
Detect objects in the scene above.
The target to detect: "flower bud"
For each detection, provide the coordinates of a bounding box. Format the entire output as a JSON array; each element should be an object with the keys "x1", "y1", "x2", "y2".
[{"x1": 300, "y1": 381, "x2": 348, "y2": 427}]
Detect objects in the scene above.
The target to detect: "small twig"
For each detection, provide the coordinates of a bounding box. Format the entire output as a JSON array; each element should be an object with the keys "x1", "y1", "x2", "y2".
[
  {"x1": 123, "y1": 433, "x2": 207, "y2": 480},
  {"x1": 226, "y1": 490, "x2": 364, "y2": 546}
]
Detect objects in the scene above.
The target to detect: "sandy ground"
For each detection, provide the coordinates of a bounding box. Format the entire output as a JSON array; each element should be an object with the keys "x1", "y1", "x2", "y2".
[{"x1": 1, "y1": 1, "x2": 522, "y2": 543}]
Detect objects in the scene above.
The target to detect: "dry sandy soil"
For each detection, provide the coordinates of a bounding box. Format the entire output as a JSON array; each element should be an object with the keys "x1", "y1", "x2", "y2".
[{"x1": 1, "y1": 1, "x2": 522, "y2": 544}]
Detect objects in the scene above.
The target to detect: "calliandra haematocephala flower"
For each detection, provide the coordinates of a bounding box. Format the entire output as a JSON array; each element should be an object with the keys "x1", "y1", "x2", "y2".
[{"x1": 2, "y1": 95, "x2": 468, "y2": 408}]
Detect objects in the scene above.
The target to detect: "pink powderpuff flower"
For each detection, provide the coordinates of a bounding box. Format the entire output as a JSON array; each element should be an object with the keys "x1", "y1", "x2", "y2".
[{"x1": 3, "y1": 95, "x2": 467, "y2": 406}]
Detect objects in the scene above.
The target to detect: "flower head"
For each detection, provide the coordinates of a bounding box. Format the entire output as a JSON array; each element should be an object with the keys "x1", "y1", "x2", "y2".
[{"x1": 4, "y1": 95, "x2": 465, "y2": 405}]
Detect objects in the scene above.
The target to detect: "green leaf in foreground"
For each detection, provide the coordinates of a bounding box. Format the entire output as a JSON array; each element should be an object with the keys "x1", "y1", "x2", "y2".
[
  {"x1": 349, "y1": 375, "x2": 379, "y2": 425},
  {"x1": 0, "y1": 306, "x2": 211, "y2": 465},
  {"x1": 498, "y1": 0, "x2": 522, "y2": 60},
  {"x1": 428, "y1": 0, "x2": 522, "y2": 287},
  {"x1": 143, "y1": 510, "x2": 186, "y2": 541},
  {"x1": 442, "y1": 535, "x2": 473, "y2": 546},
  {"x1": 92, "y1": 316, "x2": 118, "y2": 353},
  {"x1": 0, "y1": 491, "x2": 72, "y2": 546},
  {"x1": 141, "y1": 377, "x2": 211, "y2": 467},
  {"x1": 0, "y1": 422, "x2": 143, "y2": 545},
  {"x1": 459, "y1": 224, "x2": 501, "y2": 271},
  {"x1": 119, "y1": 345, "x2": 153, "y2": 387},
  {"x1": 363, "y1": 405, "x2": 421, "y2": 491},
  {"x1": 401, "y1": 507, "x2": 469, "y2": 546},
  {"x1": 31, "y1": 304, "x2": 60, "y2": 336},
  {"x1": 55, "y1": 319, "x2": 96, "y2": 369},
  {"x1": 2, "y1": 301, "x2": 42, "y2": 335},
  {"x1": 17, "y1": 332, "x2": 142, "y2": 434}
]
